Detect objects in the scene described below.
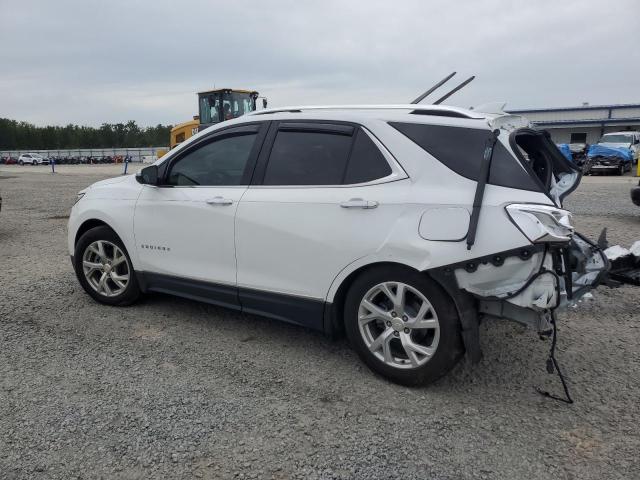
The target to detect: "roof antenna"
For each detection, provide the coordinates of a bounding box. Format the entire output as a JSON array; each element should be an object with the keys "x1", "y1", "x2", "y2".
[
  {"x1": 410, "y1": 72, "x2": 456, "y2": 104},
  {"x1": 433, "y1": 76, "x2": 475, "y2": 105}
]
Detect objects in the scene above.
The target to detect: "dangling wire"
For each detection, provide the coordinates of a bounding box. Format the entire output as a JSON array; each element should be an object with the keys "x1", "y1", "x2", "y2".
[{"x1": 535, "y1": 311, "x2": 574, "y2": 404}]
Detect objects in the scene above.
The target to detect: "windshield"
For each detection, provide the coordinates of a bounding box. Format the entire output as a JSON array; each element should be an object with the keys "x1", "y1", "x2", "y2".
[
  {"x1": 221, "y1": 92, "x2": 255, "y2": 121},
  {"x1": 199, "y1": 91, "x2": 256, "y2": 124},
  {"x1": 600, "y1": 134, "x2": 632, "y2": 145}
]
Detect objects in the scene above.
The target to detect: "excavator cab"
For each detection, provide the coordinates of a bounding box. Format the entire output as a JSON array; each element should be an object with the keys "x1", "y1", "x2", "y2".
[{"x1": 198, "y1": 88, "x2": 260, "y2": 131}]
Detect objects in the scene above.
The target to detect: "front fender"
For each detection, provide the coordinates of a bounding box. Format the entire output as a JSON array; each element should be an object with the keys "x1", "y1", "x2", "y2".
[{"x1": 68, "y1": 199, "x2": 140, "y2": 269}]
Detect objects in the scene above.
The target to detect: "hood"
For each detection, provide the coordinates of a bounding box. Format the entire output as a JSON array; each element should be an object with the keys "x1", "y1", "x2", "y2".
[
  {"x1": 569, "y1": 143, "x2": 586, "y2": 152},
  {"x1": 88, "y1": 175, "x2": 131, "y2": 189},
  {"x1": 599, "y1": 141, "x2": 632, "y2": 149},
  {"x1": 587, "y1": 144, "x2": 634, "y2": 161}
]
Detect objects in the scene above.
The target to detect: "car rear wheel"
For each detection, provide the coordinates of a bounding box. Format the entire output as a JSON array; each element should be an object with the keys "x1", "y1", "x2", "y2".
[
  {"x1": 344, "y1": 265, "x2": 464, "y2": 386},
  {"x1": 74, "y1": 226, "x2": 140, "y2": 306}
]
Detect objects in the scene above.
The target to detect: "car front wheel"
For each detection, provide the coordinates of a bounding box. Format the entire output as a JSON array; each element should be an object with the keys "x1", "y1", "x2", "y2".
[
  {"x1": 344, "y1": 266, "x2": 464, "y2": 386},
  {"x1": 74, "y1": 226, "x2": 140, "y2": 306}
]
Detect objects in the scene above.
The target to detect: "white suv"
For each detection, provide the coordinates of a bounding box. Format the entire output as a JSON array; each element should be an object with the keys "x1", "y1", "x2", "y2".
[
  {"x1": 68, "y1": 105, "x2": 607, "y2": 386},
  {"x1": 18, "y1": 153, "x2": 45, "y2": 165}
]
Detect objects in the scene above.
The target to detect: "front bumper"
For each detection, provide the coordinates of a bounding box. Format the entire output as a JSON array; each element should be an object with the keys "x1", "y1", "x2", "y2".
[{"x1": 590, "y1": 164, "x2": 620, "y2": 170}]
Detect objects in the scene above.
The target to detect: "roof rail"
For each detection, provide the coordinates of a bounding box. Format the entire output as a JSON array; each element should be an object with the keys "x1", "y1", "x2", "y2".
[{"x1": 249, "y1": 104, "x2": 485, "y2": 119}]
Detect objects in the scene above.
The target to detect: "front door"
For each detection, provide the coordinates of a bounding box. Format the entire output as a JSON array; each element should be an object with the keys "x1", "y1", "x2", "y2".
[{"x1": 134, "y1": 123, "x2": 267, "y2": 306}]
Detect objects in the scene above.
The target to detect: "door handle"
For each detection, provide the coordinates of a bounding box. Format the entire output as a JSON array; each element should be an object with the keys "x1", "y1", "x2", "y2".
[
  {"x1": 206, "y1": 196, "x2": 234, "y2": 206},
  {"x1": 340, "y1": 198, "x2": 379, "y2": 209}
]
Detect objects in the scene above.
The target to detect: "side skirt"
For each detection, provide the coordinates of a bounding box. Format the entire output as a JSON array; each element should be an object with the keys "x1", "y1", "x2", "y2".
[
  {"x1": 139, "y1": 272, "x2": 240, "y2": 311},
  {"x1": 136, "y1": 272, "x2": 326, "y2": 332}
]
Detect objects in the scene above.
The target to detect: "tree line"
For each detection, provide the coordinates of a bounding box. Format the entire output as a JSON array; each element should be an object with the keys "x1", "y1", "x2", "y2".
[{"x1": 0, "y1": 118, "x2": 172, "y2": 150}]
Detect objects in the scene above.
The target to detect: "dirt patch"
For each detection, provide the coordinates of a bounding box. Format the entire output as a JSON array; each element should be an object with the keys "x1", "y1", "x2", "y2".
[{"x1": 131, "y1": 325, "x2": 167, "y2": 340}]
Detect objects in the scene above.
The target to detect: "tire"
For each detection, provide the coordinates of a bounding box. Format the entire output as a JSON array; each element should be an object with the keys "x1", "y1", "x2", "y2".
[
  {"x1": 18, "y1": 160, "x2": 23, "y2": 165},
  {"x1": 74, "y1": 225, "x2": 140, "y2": 306},
  {"x1": 618, "y1": 164, "x2": 624, "y2": 176},
  {"x1": 344, "y1": 265, "x2": 464, "y2": 386}
]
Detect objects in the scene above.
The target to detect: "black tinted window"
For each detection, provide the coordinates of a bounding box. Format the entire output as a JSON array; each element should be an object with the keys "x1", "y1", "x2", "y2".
[
  {"x1": 344, "y1": 130, "x2": 392, "y2": 184},
  {"x1": 167, "y1": 133, "x2": 256, "y2": 186},
  {"x1": 263, "y1": 130, "x2": 352, "y2": 185},
  {"x1": 389, "y1": 122, "x2": 540, "y2": 191}
]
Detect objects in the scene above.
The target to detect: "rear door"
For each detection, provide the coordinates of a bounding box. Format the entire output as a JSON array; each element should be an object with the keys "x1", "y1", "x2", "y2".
[{"x1": 235, "y1": 121, "x2": 408, "y2": 328}]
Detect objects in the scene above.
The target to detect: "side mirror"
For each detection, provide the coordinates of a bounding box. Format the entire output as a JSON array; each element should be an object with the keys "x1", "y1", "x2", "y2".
[
  {"x1": 136, "y1": 165, "x2": 159, "y2": 185},
  {"x1": 262, "y1": 98, "x2": 268, "y2": 109}
]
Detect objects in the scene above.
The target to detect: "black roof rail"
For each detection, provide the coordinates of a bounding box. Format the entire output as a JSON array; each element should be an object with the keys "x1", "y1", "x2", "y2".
[{"x1": 409, "y1": 109, "x2": 477, "y2": 119}]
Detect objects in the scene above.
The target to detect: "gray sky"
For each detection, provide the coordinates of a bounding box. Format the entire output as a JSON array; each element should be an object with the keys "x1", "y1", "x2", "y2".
[{"x1": 1, "y1": 0, "x2": 639, "y2": 127}]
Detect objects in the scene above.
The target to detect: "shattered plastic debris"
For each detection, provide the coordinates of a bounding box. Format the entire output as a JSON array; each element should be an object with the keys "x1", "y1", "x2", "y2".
[
  {"x1": 570, "y1": 291, "x2": 594, "y2": 308},
  {"x1": 604, "y1": 245, "x2": 632, "y2": 260},
  {"x1": 630, "y1": 241, "x2": 640, "y2": 258}
]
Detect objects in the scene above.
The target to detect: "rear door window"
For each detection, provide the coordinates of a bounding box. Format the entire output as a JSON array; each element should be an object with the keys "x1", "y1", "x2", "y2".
[
  {"x1": 263, "y1": 129, "x2": 353, "y2": 185},
  {"x1": 344, "y1": 130, "x2": 392, "y2": 184},
  {"x1": 261, "y1": 124, "x2": 393, "y2": 186}
]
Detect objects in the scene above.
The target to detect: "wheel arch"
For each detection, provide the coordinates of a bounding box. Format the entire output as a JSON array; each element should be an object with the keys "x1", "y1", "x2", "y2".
[
  {"x1": 324, "y1": 261, "x2": 456, "y2": 334},
  {"x1": 74, "y1": 218, "x2": 111, "y2": 247},
  {"x1": 73, "y1": 217, "x2": 139, "y2": 269},
  {"x1": 324, "y1": 260, "x2": 480, "y2": 363}
]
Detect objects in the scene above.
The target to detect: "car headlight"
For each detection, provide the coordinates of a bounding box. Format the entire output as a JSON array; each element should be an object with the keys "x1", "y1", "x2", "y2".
[
  {"x1": 506, "y1": 204, "x2": 574, "y2": 243},
  {"x1": 74, "y1": 192, "x2": 86, "y2": 204}
]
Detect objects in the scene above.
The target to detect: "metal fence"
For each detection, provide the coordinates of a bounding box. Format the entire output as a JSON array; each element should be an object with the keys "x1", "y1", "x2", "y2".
[{"x1": 0, "y1": 146, "x2": 168, "y2": 163}]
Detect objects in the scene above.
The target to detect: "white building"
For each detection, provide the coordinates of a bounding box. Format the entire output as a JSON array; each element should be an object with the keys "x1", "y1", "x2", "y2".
[{"x1": 507, "y1": 103, "x2": 640, "y2": 144}]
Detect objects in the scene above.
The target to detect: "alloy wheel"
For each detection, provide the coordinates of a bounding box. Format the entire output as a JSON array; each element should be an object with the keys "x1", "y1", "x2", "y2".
[
  {"x1": 358, "y1": 281, "x2": 440, "y2": 369},
  {"x1": 82, "y1": 240, "x2": 130, "y2": 297}
]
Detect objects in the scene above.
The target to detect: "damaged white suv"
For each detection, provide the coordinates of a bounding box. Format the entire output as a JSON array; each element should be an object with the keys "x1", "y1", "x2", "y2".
[{"x1": 68, "y1": 105, "x2": 608, "y2": 386}]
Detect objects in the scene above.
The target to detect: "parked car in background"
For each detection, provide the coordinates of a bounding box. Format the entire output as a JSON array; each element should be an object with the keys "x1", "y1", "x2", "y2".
[
  {"x1": 1, "y1": 155, "x2": 18, "y2": 165},
  {"x1": 585, "y1": 144, "x2": 634, "y2": 175},
  {"x1": 18, "y1": 153, "x2": 47, "y2": 165},
  {"x1": 598, "y1": 131, "x2": 640, "y2": 164},
  {"x1": 568, "y1": 142, "x2": 589, "y2": 167},
  {"x1": 68, "y1": 104, "x2": 608, "y2": 386}
]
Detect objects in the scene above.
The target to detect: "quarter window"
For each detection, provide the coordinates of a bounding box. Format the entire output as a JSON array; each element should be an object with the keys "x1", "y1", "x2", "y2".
[
  {"x1": 166, "y1": 133, "x2": 256, "y2": 186},
  {"x1": 389, "y1": 122, "x2": 540, "y2": 191},
  {"x1": 263, "y1": 130, "x2": 352, "y2": 185}
]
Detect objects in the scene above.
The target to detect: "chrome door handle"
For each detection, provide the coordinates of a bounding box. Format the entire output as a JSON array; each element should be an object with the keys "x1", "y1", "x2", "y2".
[
  {"x1": 340, "y1": 198, "x2": 379, "y2": 209},
  {"x1": 206, "y1": 196, "x2": 233, "y2": 206}
]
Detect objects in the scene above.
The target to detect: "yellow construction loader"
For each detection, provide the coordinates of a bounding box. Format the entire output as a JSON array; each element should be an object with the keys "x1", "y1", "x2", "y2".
[{"x1": 159, "y1": 88, "x2": 265, "y2": 157}]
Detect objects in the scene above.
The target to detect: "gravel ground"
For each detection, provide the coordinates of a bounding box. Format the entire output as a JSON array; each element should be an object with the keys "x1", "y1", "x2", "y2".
[{"x1": 1, "y1": 165, "x2": 639, "y2": 480}]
